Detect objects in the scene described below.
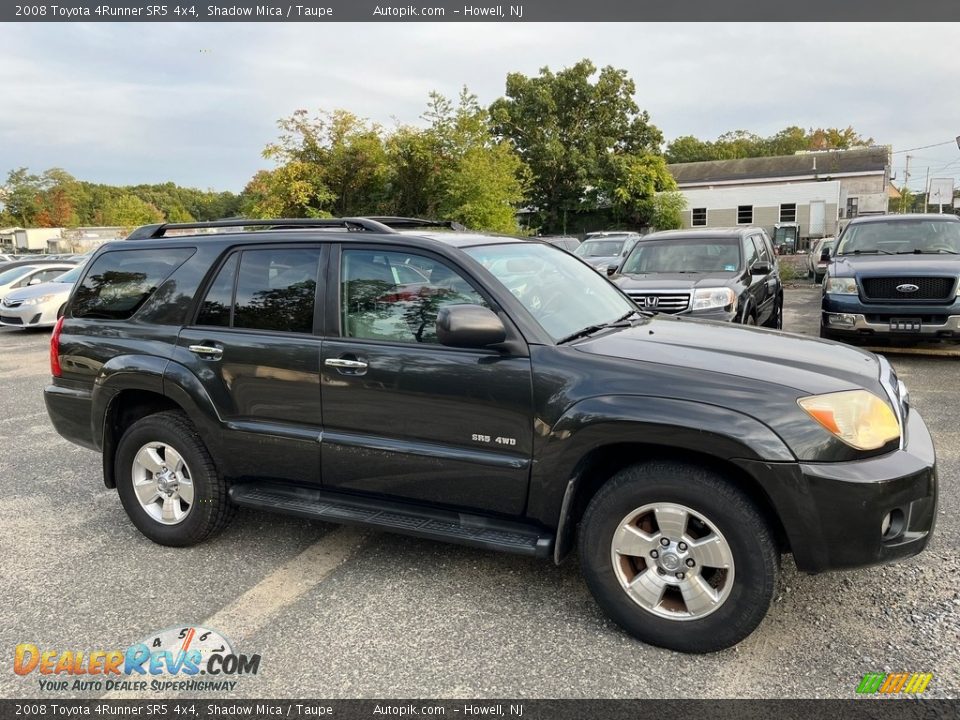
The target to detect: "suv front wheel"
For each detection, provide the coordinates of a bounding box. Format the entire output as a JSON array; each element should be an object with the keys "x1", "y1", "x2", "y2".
[
  {"x1": 115, "y1": 410, "x2": 234, "y2": 546},
  {"x1": 579, "y1": 461, "x2": 779, "y2": 653}
]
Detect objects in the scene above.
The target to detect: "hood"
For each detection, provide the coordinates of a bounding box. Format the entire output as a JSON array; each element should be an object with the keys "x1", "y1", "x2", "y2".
[
  {"x1": 580, "y1": 255, "x2": 620, "y2": 269},
  {"x1": 574, "y1": 315, "x2": 881, "y2": 395},
  {"x1": 612, "y1": 271, "x2": 739, "y2": 291},
  {"x1": 831, "y1": 253, "x2": 960, "y2": 277},
  {"x1": 2, "y1": 280, "x2": 72, "y2": 303}
]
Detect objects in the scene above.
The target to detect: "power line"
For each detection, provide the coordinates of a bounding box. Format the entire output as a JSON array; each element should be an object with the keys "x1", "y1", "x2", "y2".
[{"x1": 892, "y1": 140, "x2": 957, "y2": 154}]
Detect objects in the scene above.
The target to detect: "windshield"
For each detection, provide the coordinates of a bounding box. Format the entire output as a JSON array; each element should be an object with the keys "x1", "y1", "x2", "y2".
[
  {"x1": 465, "y1": 242, "x2": 635, "y2": 342},
  {"x1": 575, "y1": 239, "x2": 625, "y2": 258},
  {"x1": 837, "y1": 219, "x2": 960, "y2": 255},
  {"x1": 54, "y1": 264, "x2": 85, "y2": 283},
  {"x1": 0, "y1": 266, "x2": 35, "y2": 285},
  {"x1": 622, "y1": 239, "x2": 741, "y2": 274}
]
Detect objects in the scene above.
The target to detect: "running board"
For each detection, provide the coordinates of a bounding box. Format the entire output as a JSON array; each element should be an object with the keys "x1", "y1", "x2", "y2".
[{"x1": 229, "y1": 483, "x2": 554, "y2": 558}]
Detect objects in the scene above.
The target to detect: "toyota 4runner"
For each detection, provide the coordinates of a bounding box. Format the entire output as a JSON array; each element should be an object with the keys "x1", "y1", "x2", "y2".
[{"x1": 45, "y1": 218, "x2": 937, "y2": 653}]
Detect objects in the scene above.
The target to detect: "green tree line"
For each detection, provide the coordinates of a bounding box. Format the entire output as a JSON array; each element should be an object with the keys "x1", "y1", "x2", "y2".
[
  {"x1": 0, "y1": 167, "x2": 242, "y2": 229},
  {"x1": 665, "y1": 126, "x2": 874, "y2": 164}
]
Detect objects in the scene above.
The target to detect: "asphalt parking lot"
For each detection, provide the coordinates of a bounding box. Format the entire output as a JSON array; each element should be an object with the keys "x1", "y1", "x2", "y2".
[{"x1": 1, "y1": 282, "x2": 957, "y2": 699}]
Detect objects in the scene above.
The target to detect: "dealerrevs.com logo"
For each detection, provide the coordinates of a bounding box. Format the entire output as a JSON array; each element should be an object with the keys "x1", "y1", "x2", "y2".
[
  {"x1": 14, "y1": 625, "x2": 260, "y2": 693},
  {"x1": 856, "y1": 672, "x2": 933, "y2": 695}
]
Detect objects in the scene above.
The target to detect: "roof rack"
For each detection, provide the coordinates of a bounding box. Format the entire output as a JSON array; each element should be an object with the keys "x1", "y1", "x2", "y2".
[
  {"x1": 124, "y1": 217, "x2": 396, "y2": 240},
  {"x1": 364, "y1": 217, "x2": 468, "y2": 231}
]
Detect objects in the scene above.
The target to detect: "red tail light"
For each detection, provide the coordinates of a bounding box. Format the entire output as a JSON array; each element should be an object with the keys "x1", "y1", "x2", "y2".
[{"x1": 50, "y1": 316, "x2": 64, "y2": 377}]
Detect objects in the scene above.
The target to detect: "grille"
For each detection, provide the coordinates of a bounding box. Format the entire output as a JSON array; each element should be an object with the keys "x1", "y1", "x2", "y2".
[
  {"x1": 1, "y1": 299, "x2": 22, "y2": 308},
  {"x1": 0, "y1": 315, "x2": 23, "y2": 325},
  {"x1": 861, "y1": 276, "x2": 955, "y2": 301},
  {"x1": 627, "y1": 292, "x2": 690, "y2": 313}
]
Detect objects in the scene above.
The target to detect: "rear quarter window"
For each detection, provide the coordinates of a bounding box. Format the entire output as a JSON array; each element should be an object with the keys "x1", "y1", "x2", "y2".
[{"x1": 72, "y1": 248, "x2": 195, "y2": 320}]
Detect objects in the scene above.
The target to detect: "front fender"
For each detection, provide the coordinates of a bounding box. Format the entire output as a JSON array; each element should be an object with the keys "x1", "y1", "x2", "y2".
[{"x1": 527, "y1": 394, "x2": 794, "y2": 531}]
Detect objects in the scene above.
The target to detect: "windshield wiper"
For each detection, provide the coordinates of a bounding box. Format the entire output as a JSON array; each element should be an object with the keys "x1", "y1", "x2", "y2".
[
  {"x1": 895, "y1": 248, "x2": 959, "y2": 255},
  {"x1": 841, "y1": 248, "x2": 893, "y2": 256},
  {"x1": 556, "y1": 309, "x2": 643, "y2": 345}
]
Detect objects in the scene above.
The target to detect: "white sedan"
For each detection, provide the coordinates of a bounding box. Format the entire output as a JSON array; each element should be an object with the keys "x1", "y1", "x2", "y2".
[{"x1": 0, "y1": 263, "x2": 84, "y2": 328}]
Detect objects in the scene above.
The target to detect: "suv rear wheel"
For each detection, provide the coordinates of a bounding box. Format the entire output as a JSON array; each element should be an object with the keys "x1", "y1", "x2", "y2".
[
  {"x1": 578, "y1": 461, "x2": 778, "y2": 653},
  {"x1": 115, "y1": 410, "x2": 234, "y2": 546}
]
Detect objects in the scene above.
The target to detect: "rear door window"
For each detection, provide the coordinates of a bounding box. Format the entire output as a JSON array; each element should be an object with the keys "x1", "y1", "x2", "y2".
[
  {"x1": 196, "y1": 248, "x2": 321, "y2": 334},
  {"x1": 72, "y1": 249, "x2": 194, "y2": 320}
]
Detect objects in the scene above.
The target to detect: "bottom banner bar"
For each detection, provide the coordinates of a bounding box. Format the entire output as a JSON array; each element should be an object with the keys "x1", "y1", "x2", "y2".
[{"x1": 1, "y1": 699, "x2": 952, "y2": 720}]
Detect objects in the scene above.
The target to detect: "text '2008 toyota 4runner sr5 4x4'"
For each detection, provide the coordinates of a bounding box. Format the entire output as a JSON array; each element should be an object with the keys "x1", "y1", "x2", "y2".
[{"x1": 45, "y1": 217, "x2": 937, "y2": 653}]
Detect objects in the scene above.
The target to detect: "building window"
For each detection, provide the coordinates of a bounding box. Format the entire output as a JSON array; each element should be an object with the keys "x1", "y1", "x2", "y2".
[
  {"x1": 846, "y1": 197, "x2": 859, "y2": 218},
  {"x1": 737, "y1": 205, "x2": 753, "y2": 225},
  {"x1": 780, "y1": 203, "x2": 797, "y2": 223},
  {"x1": 691, "y1": 208, "x2": 707, "y2": 227}
]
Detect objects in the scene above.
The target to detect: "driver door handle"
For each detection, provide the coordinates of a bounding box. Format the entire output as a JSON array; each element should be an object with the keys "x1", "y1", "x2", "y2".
[
  {"x1": 188, "y1": 344, "x2": 223, "y2": 360},
  {"x1": 325, "y1": 358, "x2": 368, "y2": 370}
]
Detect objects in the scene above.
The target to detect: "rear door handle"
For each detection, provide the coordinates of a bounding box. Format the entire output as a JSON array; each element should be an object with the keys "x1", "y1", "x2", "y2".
[
  {"x1": 324, "y1": 358, "x2": 368, "y2": 370},
  {"x1": 188, "y1": 344, "x2": 223, "y2": 360}
]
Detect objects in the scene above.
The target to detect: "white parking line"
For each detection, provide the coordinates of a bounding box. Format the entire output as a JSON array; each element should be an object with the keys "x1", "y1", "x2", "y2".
[
  {"x1": 100, "y1": 526, "x2": 366, "y2": 698},
  {"x1": 201, "y1": 525, "x2": 366, "y2": 639}
]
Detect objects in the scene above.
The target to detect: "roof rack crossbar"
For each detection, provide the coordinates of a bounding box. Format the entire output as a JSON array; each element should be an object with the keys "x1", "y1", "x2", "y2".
[{"x1": 125, "y1": 217, "x2": 396, "y2": 240}]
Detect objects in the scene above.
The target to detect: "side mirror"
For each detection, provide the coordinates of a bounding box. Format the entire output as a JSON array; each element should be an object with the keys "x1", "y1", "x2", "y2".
[
  {"x1": 751, "y1": 261, "x2": 772, "y2": 276},
  {"x1": 28, "y1": 277, "x2": 43, "y2": 286},
  {"x1": 606, "y1": 263, "x2": 619, "y2": 276},
  {"x1": 436, "y1": 304, "x2": 506, "y2": 349}
]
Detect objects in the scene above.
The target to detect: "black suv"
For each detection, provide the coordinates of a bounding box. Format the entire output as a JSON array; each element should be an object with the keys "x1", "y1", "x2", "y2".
[
  {"x1": 821, "y1": 214, "x2": 960, "y2": 341},
  {"x1": 45, "y1": 218, "x2": 936, "y2": 653},
  {"x1": 609, "y1": 228, "x2": 783, "y2": 327}
]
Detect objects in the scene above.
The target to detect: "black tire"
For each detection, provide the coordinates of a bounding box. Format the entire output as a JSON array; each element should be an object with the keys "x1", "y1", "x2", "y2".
[
  {"x1": 762, "y1": 295, "x2": 783, "y2": 329},
  {"x1": 819, "y1": 325, "x2": 835, "y2": 340},
  {"x1": 578, "y1": 461, "x2": 779, "y2": 653},
  {"x1": 115, "y1": 410, "x2": 234, "y2": 546}
]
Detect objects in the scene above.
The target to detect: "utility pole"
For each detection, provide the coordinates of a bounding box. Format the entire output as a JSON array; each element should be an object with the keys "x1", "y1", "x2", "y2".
[
  {"x1": 901, "y1": 155, "x2": 911, "y2": 213},
  {"x1": 923, "y1": 166, "x2": 930, "y2": 213}
]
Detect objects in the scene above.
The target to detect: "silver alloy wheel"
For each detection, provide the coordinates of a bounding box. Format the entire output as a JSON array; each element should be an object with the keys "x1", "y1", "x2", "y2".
[
  {"x1": 131, "y1": 442, "x2": 195, "y2": 525},
  {"x1": 610, "y1": 502, "x2": 735, "y2": 621}
]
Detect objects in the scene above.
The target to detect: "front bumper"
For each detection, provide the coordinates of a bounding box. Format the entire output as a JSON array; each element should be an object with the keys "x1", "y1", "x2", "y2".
[
  {"x1": 0, "y1": 301, "x2": 58, "y2": 328},
  {"x1": 737, "y1": 408, "x2": 937, "y2": 573},
  {"x1": 822, "y1": 292, "x2": 960, "y2": 338}
]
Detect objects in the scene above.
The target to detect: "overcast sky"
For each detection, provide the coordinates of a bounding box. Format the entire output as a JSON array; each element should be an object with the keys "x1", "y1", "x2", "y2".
[{"x1": 2, "y1": 22, "x2": 959, "y2": 197}]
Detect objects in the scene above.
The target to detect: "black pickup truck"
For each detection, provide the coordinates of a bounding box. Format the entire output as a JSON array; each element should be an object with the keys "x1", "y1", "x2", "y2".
[{"x1": 44, "y1": 218, "x2": 936, "y2": 653}]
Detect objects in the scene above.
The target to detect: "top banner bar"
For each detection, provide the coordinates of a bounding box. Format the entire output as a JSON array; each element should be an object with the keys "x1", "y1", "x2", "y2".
[{"x1": 4, "y1": 0, "x2": 960, "y2": 22}]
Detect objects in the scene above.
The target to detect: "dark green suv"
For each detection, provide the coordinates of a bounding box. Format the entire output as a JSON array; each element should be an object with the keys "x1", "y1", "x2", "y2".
[{"x1": 45, "y1": 218, "x2": 936, "y2": 653}]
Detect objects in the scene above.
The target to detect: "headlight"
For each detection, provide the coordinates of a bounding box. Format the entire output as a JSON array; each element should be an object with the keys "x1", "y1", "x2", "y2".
[
  {"x1": 798, "y1": 390, "x2": 900, "y2": 450},
  {"x1": 692, "y1": 287, "x2": 737, "y2": 311},
  {"x1": 22, "y1": 294, "x2": 56, "y2": 306},
  {"x1": 823, "y1": 276, "x2": 857, "y2": 295}
]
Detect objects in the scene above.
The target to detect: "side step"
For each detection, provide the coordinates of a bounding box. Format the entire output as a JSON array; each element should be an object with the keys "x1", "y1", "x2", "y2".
[{"x1": 229, "y1": 483, "x2": 554, "y2": 558}]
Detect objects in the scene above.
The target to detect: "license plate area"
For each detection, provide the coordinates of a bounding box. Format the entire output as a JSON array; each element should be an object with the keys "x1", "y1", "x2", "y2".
[{"x1": 889, "y1": 318, "x2": 922, "y2": 332}]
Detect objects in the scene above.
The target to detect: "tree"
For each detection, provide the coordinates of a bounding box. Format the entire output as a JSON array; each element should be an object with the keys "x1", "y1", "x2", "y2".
[
  {"x1": 666, "y1": 125, "x2": 875, "y2": 164},
  {"x1": 605, "y1": 154, "x2": 680, "y2": 227},
  {"x1": 251, "y1": 90, "x2": 529, "y2": 233},
  {"x1": 261, "y1": 109, "x2": 391, "y2": 217},
  {"x1": 422, "y1": 89, "x2": 529, "y2": 233},
  {"x1": 0, "y1": 168, "x2": 44, "y2": 226},
  {"x1": 34, "y1": 169, "x2": 82, "y2": 227},
  {"x1": 241, "y1": 163, "x2": 333, "y2": 219},
  {"x1": 490, "y1": 59, "x2": 664, "y2": 233},
  {"x1": 100, "y1": 194, "x2": 164, "y2": 227}
]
